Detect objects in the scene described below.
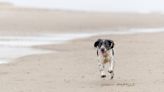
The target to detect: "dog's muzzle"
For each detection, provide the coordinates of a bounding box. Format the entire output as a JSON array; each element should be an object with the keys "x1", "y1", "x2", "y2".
[
  {"x1": 101, "y1": 48, "x2": 105, "y2": 53},
  {"x1": 100, "y1": 48, "x2": 108, "y2": 57}
]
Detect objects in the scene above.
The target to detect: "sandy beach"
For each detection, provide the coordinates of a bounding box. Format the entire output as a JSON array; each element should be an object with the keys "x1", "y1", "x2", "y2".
[{"x1": 0, "y1": 4, "x2": 164, "y2": 92}]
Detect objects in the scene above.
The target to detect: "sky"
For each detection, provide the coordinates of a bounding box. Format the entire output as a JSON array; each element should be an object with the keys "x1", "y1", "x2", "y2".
[{"x1": 1, "y1": 0, "x2": 164, "y2": 13}]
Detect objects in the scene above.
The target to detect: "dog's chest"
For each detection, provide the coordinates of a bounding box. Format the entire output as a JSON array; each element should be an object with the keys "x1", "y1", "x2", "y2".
[
  {"x1": 103, "y1": 55, "x2": 110, "y2": 64},
  {"x1": 99, "y1": 52, "x2": 111, "y2": 64}
]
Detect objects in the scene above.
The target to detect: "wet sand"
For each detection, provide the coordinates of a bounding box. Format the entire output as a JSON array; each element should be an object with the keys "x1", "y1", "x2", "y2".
[{"x1": 0, "y1": 5, "x2": 164, "y2": 92}]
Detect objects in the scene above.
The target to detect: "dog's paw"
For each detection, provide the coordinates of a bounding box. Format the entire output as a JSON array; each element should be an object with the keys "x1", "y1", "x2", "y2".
[
  {"x1": 108, "y1": 70, "x2": 113, "y2": 74},
  {"x1": 101, "y1": 75, "x2": 106, "y2": 78},
  {"x1": 110, "y1": 75, "x2": 114, "y2": 79},
  {"x1": 108, "y1": 70, "x2": 114, "y2": 79}
]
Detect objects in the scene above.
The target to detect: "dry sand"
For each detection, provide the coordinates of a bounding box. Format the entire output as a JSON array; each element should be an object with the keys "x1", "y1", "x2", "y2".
[
  {"x1": 0, "y1": 6, "x2": 164, "y2": 92},
  {"x1": 1, "y1": 33, "x2": 164, "y2": 92}
]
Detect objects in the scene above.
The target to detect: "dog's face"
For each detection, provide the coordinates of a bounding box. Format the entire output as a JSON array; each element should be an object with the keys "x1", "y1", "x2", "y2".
[{"x1": 94, "y1": 39, "x2": 114, "y2": 54}]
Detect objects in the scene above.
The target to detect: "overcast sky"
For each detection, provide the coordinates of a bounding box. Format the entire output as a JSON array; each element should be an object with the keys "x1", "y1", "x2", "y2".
[{"x1": 1, "y1": 0, "x2": 164, "y2": 12}]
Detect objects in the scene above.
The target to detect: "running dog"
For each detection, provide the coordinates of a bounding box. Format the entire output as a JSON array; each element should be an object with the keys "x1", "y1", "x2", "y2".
[{"x1": 94, "y1": 39, "x2": 115, "y2": 79}]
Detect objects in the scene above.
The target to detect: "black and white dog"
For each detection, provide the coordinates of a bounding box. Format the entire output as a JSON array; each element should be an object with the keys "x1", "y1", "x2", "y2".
[{"x1": 94, "y1": 39, "x2": 115, "y2": 79}]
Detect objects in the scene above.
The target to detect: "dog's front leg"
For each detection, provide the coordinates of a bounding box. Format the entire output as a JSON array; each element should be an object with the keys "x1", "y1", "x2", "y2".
[
  {"x1": 108, "y1": 57, "x2": 115, "y2": 79},
  {"x1": 98, "y1": 62, "x2": 106, "y2": 78}
]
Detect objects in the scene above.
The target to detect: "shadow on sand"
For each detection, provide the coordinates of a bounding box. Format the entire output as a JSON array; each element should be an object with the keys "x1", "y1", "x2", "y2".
[{"x1": 92, "y1": 79, "x2": 136, "y2": 87}]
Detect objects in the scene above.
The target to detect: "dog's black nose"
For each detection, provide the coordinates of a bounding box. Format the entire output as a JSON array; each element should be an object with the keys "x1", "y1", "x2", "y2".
[{"x1": 101, "y1": 48, "x2": 105, "y2": 52}]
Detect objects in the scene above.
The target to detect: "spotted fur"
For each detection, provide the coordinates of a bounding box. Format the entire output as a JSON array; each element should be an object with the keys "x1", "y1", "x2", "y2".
[{"x1": 94, "y1": 39, "x2": 115, "y2": 79}]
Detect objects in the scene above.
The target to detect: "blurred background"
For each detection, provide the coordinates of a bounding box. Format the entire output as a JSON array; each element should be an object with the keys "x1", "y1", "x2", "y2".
[
  {"x1": 0, "y1": 0, "x2": 164, "y2": 34},
  {"x1": 0, "y1": 0, "x2": 164, "y2": 64},
  {"x1": 1, "y1": 0, "x2": 164, "y2": 13}
]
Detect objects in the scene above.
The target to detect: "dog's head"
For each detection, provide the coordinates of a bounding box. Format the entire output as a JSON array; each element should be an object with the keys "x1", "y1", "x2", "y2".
[{"x1": 94, "y1": 39, "x2": 114, "y2": 54}]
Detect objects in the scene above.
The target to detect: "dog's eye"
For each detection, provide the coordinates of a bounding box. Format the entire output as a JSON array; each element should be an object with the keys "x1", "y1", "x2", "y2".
[
  {"x1": 105, "y1": 42, "x2": 109, "y2": 46},
  {"x1": 104, "y1": 42, "x2": 111, "y2": 48},
  {"x1": 98, "y1": 42, "x2": 103, "y2": 47}
]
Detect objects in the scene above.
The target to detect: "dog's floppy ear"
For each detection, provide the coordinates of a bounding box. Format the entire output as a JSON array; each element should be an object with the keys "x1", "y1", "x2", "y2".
[
  {"x1": 94, "y1": 39, "x2": 102, "y2": 48},
  {"x1": 106, "y1": 40, "x2": 115, "y2": 49}
]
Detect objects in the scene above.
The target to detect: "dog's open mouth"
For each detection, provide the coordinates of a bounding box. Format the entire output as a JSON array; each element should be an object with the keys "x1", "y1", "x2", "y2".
[
  {"x1": 101, "y1": 50, "x2": 105, "y2": 54},
  {"x1": 101, "y1": 51, "x2": 108, "y2": 57}
]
